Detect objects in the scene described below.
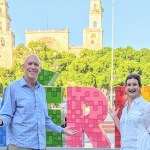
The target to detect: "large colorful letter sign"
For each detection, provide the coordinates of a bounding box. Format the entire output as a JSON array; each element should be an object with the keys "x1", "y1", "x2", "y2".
[
  {"x1": 66, "y1": 87, "x2": 111, "y2": 148},
  {"x1": 115, "y1": 86, "x2": 126, "y2": 148},
  {"x1": 38, "y1": 69, "x2": 63, "y2": 147}
]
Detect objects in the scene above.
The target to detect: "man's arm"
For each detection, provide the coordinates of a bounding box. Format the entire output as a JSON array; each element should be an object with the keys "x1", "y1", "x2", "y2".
[
  {"x1": 0, "y1": 85, "x2": 15, "y2": 126},
  {"x1": 144, "y1": 103, "x2": 150, "y2": 133},
  {"x1": 43, "y1": 87, "x2": 78, "y2": 135}
]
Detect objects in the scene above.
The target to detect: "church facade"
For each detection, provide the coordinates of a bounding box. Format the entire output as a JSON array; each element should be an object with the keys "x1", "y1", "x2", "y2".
[
  {"x1": 0, "y1": 0, "x2": 103, "y2": 68},
  {"x1": 0, "y1": 0, "x2": 14, "y2": 68}
]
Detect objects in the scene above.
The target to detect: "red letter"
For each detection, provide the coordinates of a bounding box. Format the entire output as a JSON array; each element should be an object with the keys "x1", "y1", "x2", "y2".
[{"x1": 66, "y1": 87, "x2": 110, "y2": 148}]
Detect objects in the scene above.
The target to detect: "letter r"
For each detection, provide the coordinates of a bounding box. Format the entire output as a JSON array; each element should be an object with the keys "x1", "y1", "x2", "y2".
[{"x1": 66, "y1": 87, "x2": 111, "y2": 148}]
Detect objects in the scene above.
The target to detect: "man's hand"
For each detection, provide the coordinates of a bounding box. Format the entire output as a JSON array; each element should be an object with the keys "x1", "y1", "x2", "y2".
[{"x1": 62, "y1": 126, "x2": 79, "y2": 136}]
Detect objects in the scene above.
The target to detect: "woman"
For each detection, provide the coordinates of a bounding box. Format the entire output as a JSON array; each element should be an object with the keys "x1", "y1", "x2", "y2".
[{"x1": 109, "y1": 74, "x2": 150, "y2": 150}]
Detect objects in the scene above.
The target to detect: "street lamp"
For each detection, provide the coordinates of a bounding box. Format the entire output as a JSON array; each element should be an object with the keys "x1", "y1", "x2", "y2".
[
  {"x1": 110, "y1": 0, "x2": 115, "y2": 108},
  {"x1": 53, "y1": 52, "x2": 58, "y2": 72}
]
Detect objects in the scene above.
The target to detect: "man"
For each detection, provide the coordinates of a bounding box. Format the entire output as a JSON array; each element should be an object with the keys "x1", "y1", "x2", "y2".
[{"x1": 0, "y1": 54, "x2": 78, "y2": 150}]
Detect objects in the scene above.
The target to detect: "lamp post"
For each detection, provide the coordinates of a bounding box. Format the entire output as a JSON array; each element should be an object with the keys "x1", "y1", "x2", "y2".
[
  {"x1": 110, "y1": 0, "x2": 115, "y2": 108},
  {"x1": 53, "y1": 52, "x2": 58, "y2": 72}
]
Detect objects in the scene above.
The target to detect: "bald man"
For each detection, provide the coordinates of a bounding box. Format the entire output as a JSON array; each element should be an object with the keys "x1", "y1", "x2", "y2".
[{"x1": 0, "y1": 54, "x2": 78, "y2": 150}]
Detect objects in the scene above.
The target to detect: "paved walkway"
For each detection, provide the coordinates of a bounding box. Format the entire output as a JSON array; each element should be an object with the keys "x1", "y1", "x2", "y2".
[
  {"x1": 0, "y1": 148, "x2": 119, "y2": 150},
  {"x1": 0, "y1": 115, "x2": 117, "y2": 150}
]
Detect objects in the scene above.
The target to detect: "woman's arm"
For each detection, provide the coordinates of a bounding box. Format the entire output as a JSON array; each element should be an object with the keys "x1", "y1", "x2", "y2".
[{"x1": 144, "y1": 103, "x2": 150, "y2": 133}]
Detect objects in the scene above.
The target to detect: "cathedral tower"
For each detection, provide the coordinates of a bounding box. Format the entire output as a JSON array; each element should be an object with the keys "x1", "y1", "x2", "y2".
[
  {"x1": 0, "y1": 0, "x2": 14, "y2": 68},
  {"x1": 83, "y1": 0, "x2": 103, "y2": 50}
]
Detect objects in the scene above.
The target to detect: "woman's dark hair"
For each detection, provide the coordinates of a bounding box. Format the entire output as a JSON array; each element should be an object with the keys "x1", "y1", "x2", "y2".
[{"x1": 125, "y1": 74, "x2": 142, "y2": 87}]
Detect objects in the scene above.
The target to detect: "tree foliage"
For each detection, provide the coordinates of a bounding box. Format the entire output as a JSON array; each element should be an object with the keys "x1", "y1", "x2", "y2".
[{"x1": 0, "y1": 41, "x2": 150, "y2": 93}]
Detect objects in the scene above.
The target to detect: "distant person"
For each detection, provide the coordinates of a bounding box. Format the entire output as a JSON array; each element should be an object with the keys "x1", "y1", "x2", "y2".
[
  {"x1": 61, "y1": 101, "x2": 67, "y2": 128},
  {"x1": 109, "y1": 74, "x2": 150, "y2": 150},
  {"x1": 0, "y1": 54, "x2": 78, "y2": 150}
]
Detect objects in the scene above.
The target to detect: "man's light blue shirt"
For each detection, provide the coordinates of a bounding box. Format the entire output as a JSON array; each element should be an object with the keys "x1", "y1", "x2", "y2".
[{"x1": 0, "y1": 77, "x2": 63, "y2": 149}]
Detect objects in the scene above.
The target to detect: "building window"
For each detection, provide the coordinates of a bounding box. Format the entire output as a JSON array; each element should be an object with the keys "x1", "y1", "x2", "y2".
[
  {"x1": 7, "y1": 23, "x2": 10, "y2": 31},
  {"x1": 1, "y1": 38, "x2": 5, "y2": 46},
  {"x1": 94, "y1": 4, "x2": 97, "y2": 10},
  {"x1": 93, "y1": 21, "x2": 97, "y2": 28},
  {"x1": 91, "y1": 40, "x2": 94, "y2": 45}
]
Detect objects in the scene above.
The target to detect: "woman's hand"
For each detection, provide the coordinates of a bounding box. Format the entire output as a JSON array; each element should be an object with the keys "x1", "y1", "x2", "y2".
[
  {"x1": 108, "y1": 108, "x2": 120, "y2": 120},
  {"x1": 108, "y1": 108, "x2": 120, "y2": 132}
]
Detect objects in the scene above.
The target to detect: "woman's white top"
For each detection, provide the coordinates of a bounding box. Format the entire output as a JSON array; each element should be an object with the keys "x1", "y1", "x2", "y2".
[{"x1": 120, "y1": 96, "x2": 150, "y2": 150}]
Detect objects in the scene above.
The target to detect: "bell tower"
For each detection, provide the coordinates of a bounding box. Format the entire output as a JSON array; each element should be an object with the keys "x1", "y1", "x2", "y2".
[
  {"x1": 0, "y1": 0, "x2": 14, "y2": 68},
  {"x1": 83, "y1": 0, "x2": 103, "y2": 50}
]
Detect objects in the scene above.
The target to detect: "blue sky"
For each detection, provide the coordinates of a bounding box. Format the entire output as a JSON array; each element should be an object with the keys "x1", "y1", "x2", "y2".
[{"x1": 7, "y1": 0, "x2": 150, "y2": 50}]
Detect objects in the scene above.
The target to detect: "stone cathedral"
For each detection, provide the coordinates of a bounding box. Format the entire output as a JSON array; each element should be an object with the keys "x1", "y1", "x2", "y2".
[
  {"x1": 0, "y1": 0, "x2": 103, "y2": 68},
  {"x1": 0, "y1": 0, "x2": 15, "y2": 68}
]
